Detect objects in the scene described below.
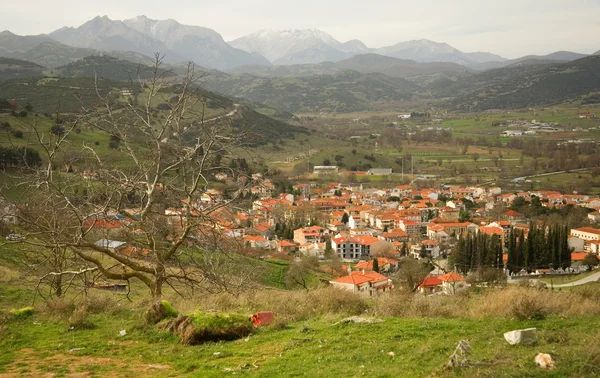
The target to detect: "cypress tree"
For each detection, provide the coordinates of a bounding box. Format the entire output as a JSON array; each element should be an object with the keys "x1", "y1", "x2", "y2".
[
  {"x1": 515, "y1": 230, "x2": 524, "y2": 273},
  {"x1": 525, "y1": 223, "x2": 535, "y2": 272},
  {"x1": 372, "y1": 258, "x2": 380, "y2": 273},
  {"x1": 507, "y1": 229, "x2": 516, "y2": 274},
  {"x1": 561, "y1": 225, "x2": 571, "y2": 268}
]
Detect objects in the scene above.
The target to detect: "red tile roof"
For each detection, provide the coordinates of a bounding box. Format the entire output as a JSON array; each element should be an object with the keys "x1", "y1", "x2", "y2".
[
  {"x1": 331, "y1": 271, "x2": 390, "y2": 285},
  {"x1": 572, "y1": 227, "x2": 600, "y2": 235},
  {"x1": 438, "y1": 272, "x2": 465, "y2": 282},
  {"x1": 419, "y1": 276, "x2": 443, "y2": 288}
]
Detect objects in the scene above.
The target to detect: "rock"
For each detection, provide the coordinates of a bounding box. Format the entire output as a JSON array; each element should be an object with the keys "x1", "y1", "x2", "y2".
[
  {"x1": 119, "y1": 330, "x2": 127, "y2": 336},
  {"x1": 504, "y1": 328, "x2": 537, "y2": 345},
  {"x1": 534, "y1": 353, "x2": 554, "y2": 369}
]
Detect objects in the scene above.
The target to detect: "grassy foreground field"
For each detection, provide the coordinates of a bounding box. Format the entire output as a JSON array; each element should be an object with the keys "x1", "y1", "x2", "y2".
[
  {"x1": 1, "y1": 281, "x2": 600, "y2": 377},
  {"x1": 1, "y1": 304, "x2": 599, "y2": 377}
]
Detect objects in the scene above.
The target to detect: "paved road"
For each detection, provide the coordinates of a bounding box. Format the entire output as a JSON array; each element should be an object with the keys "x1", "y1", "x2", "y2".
[
  {"x1": 551, "y1": 270, "x2": 600, "y2": 288},
  {"x1": 509, "y1": 270, "x2": 600, "y2": 288},
  {"x1": 205, "y1": 104, "x2": 239, "y2": 123},
  {"x1": 510, "y1": 167, "x2": 590, "y2": 182}
]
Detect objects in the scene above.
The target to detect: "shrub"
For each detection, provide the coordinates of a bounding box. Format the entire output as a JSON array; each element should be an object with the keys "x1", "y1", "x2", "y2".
[
  {"x1": 11, "y1": 130, "x2": 23, "y2": 138},
  {"x1": 43, "y1": 298, "x2": 75, "y2": 318},
  {"x1": 68, "y1": 305, "x2": 96, "y2": 330},
  {"x1": 10, "y1": 307, "x2": 35, "y2": 319},
  {"x1": 510, "y1": 295, "x2": 546, "y2": 320}
]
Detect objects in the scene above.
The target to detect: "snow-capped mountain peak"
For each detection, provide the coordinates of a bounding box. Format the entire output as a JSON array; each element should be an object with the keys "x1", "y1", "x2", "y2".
[{"x1": 229, "y1": 28, "x2": 365, "y2": 63}]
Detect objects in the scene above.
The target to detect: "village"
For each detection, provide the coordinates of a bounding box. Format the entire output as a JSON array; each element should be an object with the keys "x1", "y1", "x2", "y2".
[{"x1": 21, "y1": 167, "x2": 597, "y2": 298}]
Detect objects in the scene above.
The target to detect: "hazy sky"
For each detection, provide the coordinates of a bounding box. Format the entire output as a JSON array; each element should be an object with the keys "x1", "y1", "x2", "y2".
[{"x1": 2, "y1": 0, "x2": 599, "y2": 58}]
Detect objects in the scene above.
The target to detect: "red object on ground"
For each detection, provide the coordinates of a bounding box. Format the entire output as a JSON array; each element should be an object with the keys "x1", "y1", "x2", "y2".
[{"x1": 251, "y1": 311, "x2": 274, "y2": 327}]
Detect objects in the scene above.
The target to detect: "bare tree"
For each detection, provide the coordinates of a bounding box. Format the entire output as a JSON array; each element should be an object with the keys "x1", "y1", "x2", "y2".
[
  {"x1": 392, "y1": 258, "x2": 431, "y2": 292},
  {"x1": 10, "y1": 56, "x2": 258, "y2": 307}
]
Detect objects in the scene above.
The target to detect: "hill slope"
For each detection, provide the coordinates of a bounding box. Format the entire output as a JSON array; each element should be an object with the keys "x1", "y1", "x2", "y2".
[
  {"x1": 0, "y1": 75, "x2": 305, "y2": 144},
  {"x1": 0, "y1": 30, "x2": 157, "y2": 68},
  {"x1": 473, "y1": 51, "x2": 590, "y2": 70},
  {"x1": 442, "y1": 56, "x2": 600, "y2": 111},
  {"x1": 0, "y1": 57, "x2": 46, "y2": 81},
  {"x1": 204, "y1": 70, "x2": 420, "y2": 113},
  {"x1": 228, "y1": 54, "x2": 473, "y2": 79},
  {"x1": 55, "y1": 55, "x2": 172, "y2": 81}
]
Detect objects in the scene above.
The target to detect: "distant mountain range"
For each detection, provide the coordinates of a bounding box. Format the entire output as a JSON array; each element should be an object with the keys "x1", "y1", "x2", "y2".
[
  {"x1": 226, "y1": 53, "x2": 473, "y2": 78},
  {"x1": 2, "y1": 15, "x2": 596, "y2": 72},
  {"x1": 0, "y1": 30, "x2": 156, "y2": 68},
  {"x1": 229, "y1": 30, "x2": 505, "y2": 67}
]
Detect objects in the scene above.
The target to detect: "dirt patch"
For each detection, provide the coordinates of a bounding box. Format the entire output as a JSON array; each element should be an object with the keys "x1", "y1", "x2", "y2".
[{"x1": 0, "y1": 348, "x2": 172, "y2": 377}]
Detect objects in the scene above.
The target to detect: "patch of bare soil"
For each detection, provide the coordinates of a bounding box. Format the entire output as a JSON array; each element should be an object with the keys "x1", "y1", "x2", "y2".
[{"x1": 0, "y1": 348, "x2": 172, "y2": 377}]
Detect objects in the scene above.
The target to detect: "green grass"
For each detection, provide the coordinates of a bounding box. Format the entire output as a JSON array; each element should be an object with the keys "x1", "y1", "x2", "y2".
[
  {"x1": 1, "y1": 304, "x2": 599, "y2": 377},
  {"x1": 189, "y1": 313, "x2": 250, "y2": 330}
]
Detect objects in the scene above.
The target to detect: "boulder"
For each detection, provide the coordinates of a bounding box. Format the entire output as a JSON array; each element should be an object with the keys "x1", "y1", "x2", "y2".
[
  {"x1": 504, "y1": 328, "x2": 537, "y2": 345},
  {"x1": 534, "y1": 353, "x2": 554, "y2": 369}
]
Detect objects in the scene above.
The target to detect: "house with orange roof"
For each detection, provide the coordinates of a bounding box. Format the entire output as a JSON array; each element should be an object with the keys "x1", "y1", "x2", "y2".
[
  {"x1": 571, "y1": 252, "x2": 588, "y2": 262},
  {"x1": 277, "y1": 240, "x2": 298, "y2": 254},
  {"x1": 397, "y1": 219, "x2": 421, "y2": 236},
  {"x1": 588, "y1": 211, "x2": 600, "y2": 224},
  {"x1": 353, "y1": 257, "x2": 399, "y2": 273},
  {"x1": 243, "y1": 235, "x2": 271, "y2": 249},
  {"x1": 293, "y1": 226, "x2": 328, "y2": 245},
  {"x1": 332, "y1": 235, "x2": 393, "y2": 261},
  {"x1": 427, "y1": 220, "x2": 477, "y2": 239},
  {"x1": 410, "y1": 240, "x2": 440, "y2": 259},
  {"x1": 327, "y1": 219, "x2": 347, "y2": 233},
  {"x1": 478, "y1": 225, "x2": 504, "y2": 237},
  {"x1": 439, "y1": 206, "x2": 459, "y2": 221},
  {"x1": 329, "y1": 271, "x2": 392, "y2": 295},
  {"x1": 438, "y1": 272, "x2": 466, "y2": 295},
  {"x1": 253, "y1": 222, "x2": 272, "y2": 235},
  {"x1": 418, "y1": 276, "x2": 443, "y2": 294},
  {"x1": 570, "y1": 227, "x2": 600, "y2": 241},
  {"x1": 503, "y1": 210, "x2": 523, "y2": 221},
  {"x1": 379, "y1": 228, "x2": 409, "y2": 242}
]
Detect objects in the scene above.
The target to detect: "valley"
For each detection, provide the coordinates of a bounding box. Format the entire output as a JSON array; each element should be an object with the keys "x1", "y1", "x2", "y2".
[{"x1": 1, "y1": 9, "x2": 600, "y2": 378}]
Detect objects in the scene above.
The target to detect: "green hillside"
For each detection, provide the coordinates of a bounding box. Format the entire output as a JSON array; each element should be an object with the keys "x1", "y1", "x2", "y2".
[
  {"x1": 441, "y1": 56, "x2": 600, "y2": 111},
  {"x1": 55, "y1": 55, "x2": 173, "y2": 81},
  {"x1": 0, "y1": 57, "x2": 45, "y2": 81},
  {"x1": 204, "y1": 70, "x2": 421, "y2": 113}
]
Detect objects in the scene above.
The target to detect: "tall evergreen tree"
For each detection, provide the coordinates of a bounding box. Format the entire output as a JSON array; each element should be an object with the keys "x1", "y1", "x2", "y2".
[
  {"x1": 507, "y1": 229, "x2": 517, "y2": 274},
  {"x1": 372, "y1": 258, "x2": 380, "y2": 273},
  {"x1": 525, "y1": 223, "x2": 535, "y2": 272}
]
